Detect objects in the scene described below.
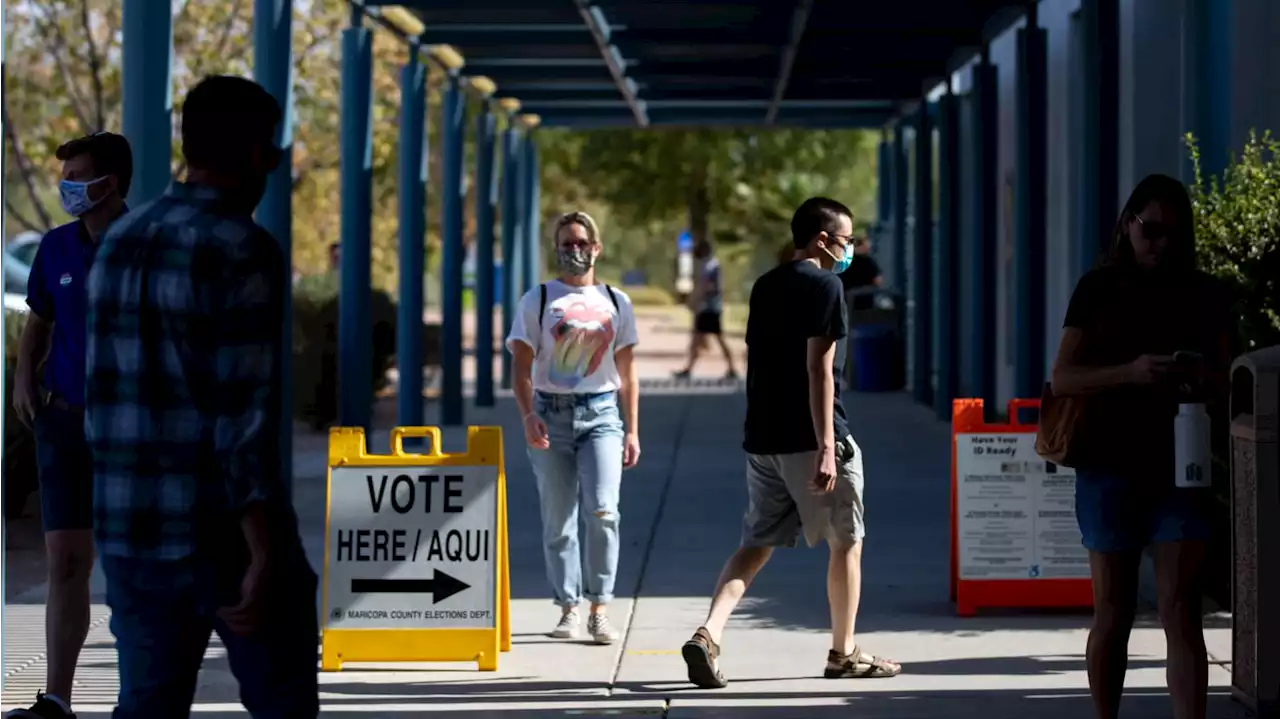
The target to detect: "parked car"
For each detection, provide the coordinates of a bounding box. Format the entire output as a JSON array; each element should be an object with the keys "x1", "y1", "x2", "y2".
[{"x1": 4, "y1": 231, "x2": 42, "y2": 296}]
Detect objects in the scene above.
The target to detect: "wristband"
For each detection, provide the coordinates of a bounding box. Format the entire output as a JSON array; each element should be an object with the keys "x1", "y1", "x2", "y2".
[{"x1": 523, "y1": 412, "x2": 537, "y2": 423}]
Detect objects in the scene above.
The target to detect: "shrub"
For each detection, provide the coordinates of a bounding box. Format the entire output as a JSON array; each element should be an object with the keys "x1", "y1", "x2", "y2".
[
  {"x1": 1187, "y1": 130, "x2": 1280, "y2": 352},
  {"x1": 291, "y1": 272, "x2": 399, "y2": 429}
]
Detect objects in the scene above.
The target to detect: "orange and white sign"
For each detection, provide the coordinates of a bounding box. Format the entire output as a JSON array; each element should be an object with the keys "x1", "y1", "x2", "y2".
[{"x1": 950, "y1": 399, "x2": 1093, "y2": 617}]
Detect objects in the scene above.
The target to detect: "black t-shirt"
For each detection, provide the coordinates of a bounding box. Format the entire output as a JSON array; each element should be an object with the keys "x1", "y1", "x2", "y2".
[
  {"x1": 743, "y1": 260, "x2": 850, "y2": 454},
  {"x1": 839, "y1": 254, "x2": 881, "y2": 292},
  {"x1": 1063, "y1": 266, "x2": 1231, "y2": 478}
]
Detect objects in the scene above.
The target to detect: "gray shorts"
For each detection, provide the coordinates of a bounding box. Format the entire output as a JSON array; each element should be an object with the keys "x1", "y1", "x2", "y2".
[{"x1": 742, "y1": 435, "x2": 866, "y2": 549}]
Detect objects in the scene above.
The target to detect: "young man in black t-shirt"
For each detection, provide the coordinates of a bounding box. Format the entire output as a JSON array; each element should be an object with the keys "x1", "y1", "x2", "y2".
[{"x1": 681, "y1": 197, "x2": 901, "y2": 688}]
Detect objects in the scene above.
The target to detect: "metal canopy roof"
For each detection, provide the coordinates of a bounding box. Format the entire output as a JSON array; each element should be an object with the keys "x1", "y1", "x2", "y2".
[{"x1": 393, "y1": 0, "x2": 1029, "y2": 128}]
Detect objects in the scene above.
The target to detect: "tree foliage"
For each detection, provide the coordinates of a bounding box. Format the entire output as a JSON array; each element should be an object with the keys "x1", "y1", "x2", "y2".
[
  {"x1": 545, "y1": 127, "x2": 876, "y2": 244},
  {"x1": 1187, "y1": 130, "x2": 1280, "y2": 351},
  {"x1": 2, "y1": 0, "x2": 451, "y2": 291}
]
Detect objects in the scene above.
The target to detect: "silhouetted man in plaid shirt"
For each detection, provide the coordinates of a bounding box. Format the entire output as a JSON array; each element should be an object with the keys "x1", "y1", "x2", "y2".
[{"x1": 84, "y1": 75, "x2": 318, "y2": 718}]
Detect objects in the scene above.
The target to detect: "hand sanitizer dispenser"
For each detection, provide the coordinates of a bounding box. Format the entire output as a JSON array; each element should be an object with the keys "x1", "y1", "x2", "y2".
[{"x1": 1174, "y1": 402, "x2": 1213, "y2": 488}]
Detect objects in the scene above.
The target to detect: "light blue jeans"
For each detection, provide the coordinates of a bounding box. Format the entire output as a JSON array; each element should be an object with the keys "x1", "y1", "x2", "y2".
[{"x1": 528, "y1": 390, "x2": 625, "y2": 607}]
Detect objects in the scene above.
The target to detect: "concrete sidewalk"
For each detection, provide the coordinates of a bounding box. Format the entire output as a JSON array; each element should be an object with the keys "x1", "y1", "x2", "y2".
[{"x1": 2, "y1": 391, "x2": 1249, "y2": 718}]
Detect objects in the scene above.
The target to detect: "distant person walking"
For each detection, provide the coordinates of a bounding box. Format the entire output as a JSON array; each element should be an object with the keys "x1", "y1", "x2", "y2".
[
  {"x1": 506, "y1": 211, "x2": 641, "y2": 645},
  {"x1": 1049, "y1": 174, "x2": 1230, "y2": 719},
  {"x1": 674, "y1": 239, "x2": 737, "y2": 381},
  {"x1": 8, "y1": 131, "x2": 132, "y2": 719},
  {"x1": 681, "y1": 197, "x2": 900, "y2": 688},
  {"x1": 84, "y1": 75, "x2": 318, "y2": 718}
]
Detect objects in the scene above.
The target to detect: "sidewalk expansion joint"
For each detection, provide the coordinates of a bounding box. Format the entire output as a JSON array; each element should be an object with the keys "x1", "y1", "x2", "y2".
[{"x1": 606, "y1": 395, "x2": 694, "y2": 698}]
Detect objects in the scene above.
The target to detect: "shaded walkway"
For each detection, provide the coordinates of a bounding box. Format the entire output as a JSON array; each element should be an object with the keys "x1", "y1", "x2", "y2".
[{"x1": 2, "y1": 392, "x2": 1245, "y2": 717}]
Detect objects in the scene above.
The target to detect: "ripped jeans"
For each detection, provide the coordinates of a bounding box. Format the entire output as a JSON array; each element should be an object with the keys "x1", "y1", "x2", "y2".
[{"x1": 528, "y1": 390, "x2": 624, "y2": 607}]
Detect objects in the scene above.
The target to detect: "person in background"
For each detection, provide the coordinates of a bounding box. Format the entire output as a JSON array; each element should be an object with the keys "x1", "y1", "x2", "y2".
[
  {"x1": 8, "y1": 131, "x2": 132, "y2": 719},
  {"x1": 1049, "y1": 174, "x2": 1231, "y2": 719},
  {"x1": 674, "y1": 239, "x2": 737, "y2": 382},
  {"x1": 83, "y1": 75, "x2": 318, "y2": 718},
  {"x1": 838, "y1": 233, "x2": 882, "y2": 293},
  {"x1": 681, "y1": 197, "x2": 900, "y2": 689},
  {"x1": 506, "y1": 211, "x2": 641, "y2": 646}
]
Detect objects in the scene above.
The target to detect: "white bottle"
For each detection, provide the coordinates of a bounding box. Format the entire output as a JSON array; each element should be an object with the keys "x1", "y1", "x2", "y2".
[{"x1": 1174, "y1": 403, "x2": 1213, "y2": 489}]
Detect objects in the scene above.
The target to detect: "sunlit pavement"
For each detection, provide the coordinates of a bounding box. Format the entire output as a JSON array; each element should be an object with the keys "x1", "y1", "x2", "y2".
[{"x1": 2, "y1": 379, "x2": 1249, "y2": 717}]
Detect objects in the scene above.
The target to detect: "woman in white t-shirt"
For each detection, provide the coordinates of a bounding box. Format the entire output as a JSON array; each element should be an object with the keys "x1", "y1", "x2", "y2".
[{"x1": 505, "y1": 211, "x2": 641, "y2": 645}]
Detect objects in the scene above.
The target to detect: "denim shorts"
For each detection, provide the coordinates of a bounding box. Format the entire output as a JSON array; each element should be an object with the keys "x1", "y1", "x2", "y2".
[
  {"x1": 32, "y1": 402, "x2": 94, "y2": 532},
  {"x1": 1074, "y1": 468, "x2": 1213, "y2": 553}
]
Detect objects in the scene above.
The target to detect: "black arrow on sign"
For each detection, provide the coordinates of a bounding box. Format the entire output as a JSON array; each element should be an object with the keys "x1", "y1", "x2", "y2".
[{"x1": 350, "y1": 569, "x2": 471, "y2": 603}]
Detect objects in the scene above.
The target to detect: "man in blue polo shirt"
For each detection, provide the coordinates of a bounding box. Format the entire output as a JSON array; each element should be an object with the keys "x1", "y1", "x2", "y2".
[{"x1": 9, "y1": 131, "x2": 132, "y2": 719}]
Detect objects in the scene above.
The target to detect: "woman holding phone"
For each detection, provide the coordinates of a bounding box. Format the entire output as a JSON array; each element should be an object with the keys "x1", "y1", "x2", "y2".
[{"x1": 1049, "y1": 174, "x2": 1232, "y2": 719}]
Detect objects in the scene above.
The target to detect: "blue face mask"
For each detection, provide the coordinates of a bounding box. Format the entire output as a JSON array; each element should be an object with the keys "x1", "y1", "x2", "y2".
[
  {"x1": 826, "y1": 243, "x2": 852, "y2": 274},
  {"x1": 59, "y1": 177, "x2": 109, "y2": 217}
]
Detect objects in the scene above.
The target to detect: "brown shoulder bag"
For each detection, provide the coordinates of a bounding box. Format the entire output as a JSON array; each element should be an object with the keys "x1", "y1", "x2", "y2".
[{"x1": 1035, "y1": 381, "x2": 1087, "y2": 466}]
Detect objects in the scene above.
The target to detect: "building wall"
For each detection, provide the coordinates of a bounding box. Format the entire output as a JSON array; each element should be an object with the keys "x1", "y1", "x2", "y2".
[{"x1": 927, "y1": 0, "x2": 1280, "y2": 409}]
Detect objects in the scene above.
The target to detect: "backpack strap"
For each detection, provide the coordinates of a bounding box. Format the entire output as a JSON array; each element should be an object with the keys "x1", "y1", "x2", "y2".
[
  {"x1": 604, "y1": 284, "x2": 620, "y2": 311},
  {"x1": 538, "y1": 283, "x2": 548, "y2": 330}
]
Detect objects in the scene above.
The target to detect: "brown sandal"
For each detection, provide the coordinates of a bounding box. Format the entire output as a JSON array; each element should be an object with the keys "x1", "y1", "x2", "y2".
[
  {"x1": 823, "y1": 646, "x2": 902, "y2": 679},
  {"x1": 682, "y1": 626, "x2": 729, "y2": 688}
]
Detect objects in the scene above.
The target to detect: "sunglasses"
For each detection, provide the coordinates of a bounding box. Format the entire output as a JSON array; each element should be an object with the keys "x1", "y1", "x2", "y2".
[{"x1": 1133, "y1": 214, "x2": 1170, "y2": 241}]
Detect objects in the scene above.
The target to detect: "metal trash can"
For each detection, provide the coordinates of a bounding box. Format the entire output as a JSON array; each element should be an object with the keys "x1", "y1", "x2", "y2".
[
  {"x1": 845, "y1": 288, "x2": 905, "y2": 391},
  {"x1": 1229, "y1": 345, "x2": 1280, "y2": 718}
]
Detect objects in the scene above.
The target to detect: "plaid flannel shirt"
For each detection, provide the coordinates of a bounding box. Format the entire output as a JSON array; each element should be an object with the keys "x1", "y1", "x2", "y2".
[{"x1": 86, "y1": 182, "x2": 285, "y2": 560}]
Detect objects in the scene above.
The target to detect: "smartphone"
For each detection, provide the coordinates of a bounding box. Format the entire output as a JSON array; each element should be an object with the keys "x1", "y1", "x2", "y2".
[{"x1": 1173, "y1": 350, "x2": 1204, "y2": 368}]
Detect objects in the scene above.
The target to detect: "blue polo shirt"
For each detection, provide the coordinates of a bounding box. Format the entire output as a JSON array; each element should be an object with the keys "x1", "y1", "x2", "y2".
[{"x1": 26, "y1": 219, "x2": 102, "y2": 406}]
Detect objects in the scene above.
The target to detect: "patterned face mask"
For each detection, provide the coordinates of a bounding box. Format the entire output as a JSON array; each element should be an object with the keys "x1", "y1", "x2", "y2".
[
  {"x1": 556, "y1": 245, "x2": 595, "y2": 277},
  {"x1": 59, "y1": 177, "x2": 110, "y2": 217}
]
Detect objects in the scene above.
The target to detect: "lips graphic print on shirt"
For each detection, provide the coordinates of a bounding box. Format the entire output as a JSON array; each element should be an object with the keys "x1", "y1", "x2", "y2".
[{"x1": 547, "y1": 295, "x2": 616, "y2": 390}]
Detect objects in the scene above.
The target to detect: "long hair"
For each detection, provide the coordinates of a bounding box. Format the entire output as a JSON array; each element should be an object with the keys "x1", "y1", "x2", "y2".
[{"x1": 1104, "y1": 173, "x2": 1197, "y2": 272}]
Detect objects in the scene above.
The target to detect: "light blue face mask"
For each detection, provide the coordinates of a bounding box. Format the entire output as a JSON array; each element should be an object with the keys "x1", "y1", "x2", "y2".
[
  {"x1": 826, "y1": 243, "x2": 853, "y2": 274},
  {"x1": 59, "y1": 177, "x2": 109, "y2": 217}
]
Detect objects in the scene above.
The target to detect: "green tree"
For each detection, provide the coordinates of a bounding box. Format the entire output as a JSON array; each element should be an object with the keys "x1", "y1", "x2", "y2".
[{"x1": 534, "y1": 126, "x2": 877, "y2": 298}]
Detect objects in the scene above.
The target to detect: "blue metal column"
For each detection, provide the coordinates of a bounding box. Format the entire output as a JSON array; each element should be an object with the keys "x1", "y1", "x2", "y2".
[
  {"x1": 1076, "y1": 0, "x2": 1120, "y2": 276},
  {"x1": 253, "y1": 0, "x2": 293, "y2": 491},
  {"x1": 511, "y1": 130, "x2": 529, "y2": 300},
  {"x1": 911, "y1": 102, "x2": 934, "y2": 407},
  {"x1": 122, "y1": 0, "x2": 173, "y2": 205},
  {"x1": 439, "y1": 72, "x2": 467, "y2": 427},
  {"x1": 338, "y1": 9, "x2": 373, "y2": 431},
  {"x1": 1192, "y1": 0, "x2": 1232, "y2": 183},
  {"x1": 969, "y1": 57, "x2": 999, "y2": 410},
  {"x1": 1014, "y1": 10, "x2": 1048, "y2": 400},
  {"x1": 396, "y1": 47, "x2": 427, "y2": 429},
  {"x1": 522, "y1": 137, "x2": 542, "y2": 293},
  {"x1": 934, "y1": 88, "x2": 961, "y2": 422},
  {"x1": 890, "y1": 125, "x2": 908, "y2": 288},
  {"x1": 498, "y1": 125, "x2": 522, "y2": 390},
  {"x1": 474, "y1": 100, "x2": 499, "y2": 407}
]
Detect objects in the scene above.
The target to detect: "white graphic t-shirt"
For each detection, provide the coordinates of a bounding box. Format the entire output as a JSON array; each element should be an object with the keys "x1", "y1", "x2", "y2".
[{"x1": 505, "y1": 280, "x2": 639, "y2": 394}]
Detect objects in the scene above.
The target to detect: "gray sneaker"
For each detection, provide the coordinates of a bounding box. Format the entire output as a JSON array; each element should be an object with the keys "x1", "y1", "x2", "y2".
[
  {"x1": 551, "y1": 611, "x2": 580, "y2": 639},
  {"x1": 587, "y1": 613, "x2": 620, "y2": 645}
]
